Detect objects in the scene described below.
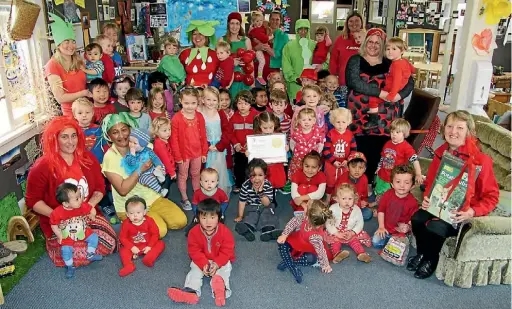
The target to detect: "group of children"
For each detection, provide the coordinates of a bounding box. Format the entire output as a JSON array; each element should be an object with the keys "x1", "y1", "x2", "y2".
[{"x1": 47, "y1": 25, "x2": 426, "y2": 306}]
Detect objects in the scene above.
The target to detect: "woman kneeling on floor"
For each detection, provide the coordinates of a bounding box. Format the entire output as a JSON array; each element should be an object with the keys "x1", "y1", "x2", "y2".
[{"x1": 408, "y1": 110, "x2": 499, "y2": 279}]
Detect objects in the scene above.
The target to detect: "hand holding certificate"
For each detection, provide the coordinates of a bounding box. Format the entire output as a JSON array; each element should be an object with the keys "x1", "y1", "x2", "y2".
[{"x1": 246, "y1": 134, "x2": 287, "y2": 164}]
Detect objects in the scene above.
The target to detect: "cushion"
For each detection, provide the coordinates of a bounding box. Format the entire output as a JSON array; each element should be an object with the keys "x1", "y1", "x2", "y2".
[{"x1": 475, "y1": 121, "x2": 512, "y2": 159}]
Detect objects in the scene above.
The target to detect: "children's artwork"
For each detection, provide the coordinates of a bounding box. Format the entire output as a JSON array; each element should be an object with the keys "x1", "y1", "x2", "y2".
[
  {"x1": 15, "y1": 162, "x2": 31, "y2": 185},
  {"x1": 237, "y1": 0, "x2": 250, "y2": 13},
  {"x1": 126, "y1": 34, "x2": 148, "y2": 62},
  {"x1": 103, "y1": 5, "x2": 110, "y2": 21},
  {"x1": 109, "y1": 7, "x2": 115, "y2": 19},
  {"x1": 165, "y1": 0, "x2": 237, "y2": 47},
  {"x1": 256, "y1": 0, "x2": 292, "y2": 33},
  {"x1": 472, "y1": 28, "x2": 498, "y2": 55},
  {"x1": 24, "y1": 137, "x2": 41, "y2": 164},
  {"x1": 0, "y1": 192, "x2": 22, "y2": 242},
  {"x1": 480, "y1": 0, "x2": 511, "y2": 25},
  {"x1": 49, "y1": 0, "x2": 98, "y2": 24},
  {"x1": 150, "y1": 3, "x2": 168, "y2": 28},
  {"x1": 1, "y1": 146, "x2": 21, "y2": 171}
]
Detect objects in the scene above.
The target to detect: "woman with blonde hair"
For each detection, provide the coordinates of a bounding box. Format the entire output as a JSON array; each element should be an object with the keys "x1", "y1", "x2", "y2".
[
  {"x1": 45, "y1": 14, "x2": 90, "y2": 116},
  {"x1": 329, "y1": 11, "x2": 366, "y2": 86},
  {"x1": 409, "y1": 110, "x2": 499, "y2": 279}
]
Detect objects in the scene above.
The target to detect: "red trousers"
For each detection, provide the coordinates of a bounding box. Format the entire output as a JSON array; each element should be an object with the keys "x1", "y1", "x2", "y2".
[
  {"x1": 324, "y1": 161, "x2": 347, "y2": 194},
  {"x1": 330, "y1": 236, "x2": 365, "y2": 255},
  {"x1": 120, "y1": 240, "x2": 165, "y2": 268}
]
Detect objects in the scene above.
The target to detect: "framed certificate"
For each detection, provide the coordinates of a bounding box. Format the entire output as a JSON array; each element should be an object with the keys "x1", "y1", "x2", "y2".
[{"x1": 247, "y1": 134, "x2": 287, "y2": 164}]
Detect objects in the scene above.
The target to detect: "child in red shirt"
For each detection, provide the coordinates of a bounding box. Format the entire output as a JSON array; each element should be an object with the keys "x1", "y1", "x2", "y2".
[
  {"x1": 171, "y1": 88, "x2": 208, "y2": 211},
  {"x1": 364, "y1": 37, "x2": 415, "y2": 130},
  {"x1": 89, "y1": 78, "x2": 116, "y2": 124},
  {"x1": 334, "y1": 152, "x2": 372, "y2": 221},
  {"x1": 322, "y1": 108, "x2": 356, "y2": 201},
  {"x1": 248, "y1": 11, "x2": 274, "y2": 86},
  {"x1": 373, "y1": 165, "x2": 419, "y2": 249},
  {"x1": 312, "y1": 26, "x2": 332, "y2": 70},
  {"x1": 168, "y1": 199, "x2": 235, "y2": 306},
  {"x1": 148, "y1": 87, "x2": 170, "y2": 120},
  {"x1": 191, "y1": 168, "x2": 229, "y2": 224},
  {"x1": 151, "y1": 117, "x2": 176, "y2": 198},
  {"x1": 95, "y1": 35, "x2": 115, "y2": 84},
  {"x1": 229, "y1": 90, "x2": 258, "y2": 192},
  {"x1": 119, "y1": 196, "x2": 165, "y2": 277},
  {"x1": 375, "y1": 118, "x2": 423, "y2": 201},
  {"x1": 210, "y1": 41, "x2": 234, "y2": 89},
  {"x1": 291, "y1": 151, "x2": 327, "y2": 212},
  {"x1": 50, "y1": 183, "x2": 103, "y2": 279}
]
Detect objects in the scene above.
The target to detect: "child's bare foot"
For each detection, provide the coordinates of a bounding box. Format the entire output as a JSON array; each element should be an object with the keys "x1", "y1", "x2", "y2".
[
  {"x1": 119, "y1": 263, "x2": 136, "y2": 277},
  {"x1": 333, "y1": 250, "x2": 350, "y2": 263},
  {"x1": 168, "y1": 287, "x2": 199, "y2": 304},
  {"x1": 357, "y1": 253, "x2": 372, "y2": 263},
  {"x1": 211, "y1": 275, "x2": 226, "y2": 307}
]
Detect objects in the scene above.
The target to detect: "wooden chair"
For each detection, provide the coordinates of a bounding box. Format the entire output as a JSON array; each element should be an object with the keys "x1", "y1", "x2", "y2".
[{"x1": 404, "y1": 88, "x2": 441, "y2": 152}]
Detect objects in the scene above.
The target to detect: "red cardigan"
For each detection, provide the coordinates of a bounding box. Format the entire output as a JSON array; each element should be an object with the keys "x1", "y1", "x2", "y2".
[
  {"x1": 229, "y1": 109, "x2": 258, "y2": 150},
  {"x1": 188, "y1": 223, "x2": 235, "y2": 270},
  {"x1": 214, "y1": 110, "x2": 232, "y2": 152},
  {"x1": 170, "y1": 111, "x2": 208, "y2": 162},
  {"x1": 424, "y1": 142, "x2": 499, "y2": 217},
  {"x1": 25, "y1": 152, "x2": 105, "y2": 238},
  {"x1": 153, "y1": 137, "x2": 176, "y2": 177},
  {"x1": 101, "y1": 53, "x2": 115, "y2": 84},
  {"x1": 329, "y1": 35, "x2": 360, "y2": 86}
]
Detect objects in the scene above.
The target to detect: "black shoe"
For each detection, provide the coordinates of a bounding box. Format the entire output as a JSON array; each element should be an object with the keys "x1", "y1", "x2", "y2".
[
  {"x1": 414, "y1": 260, "x2": 436, "y2": 279},
  {"x1": 260, "y1": 228, "x2": 282, "y2": 242},
  {"x1": 363, "y1": 113, "x2": 380, "y2": 130},
  {"x1": 235, "y1": 222, "x2": 255, "y2": 241},
  {"x1": 406, "y1": 254, "x2": 424, "y2": 271}
]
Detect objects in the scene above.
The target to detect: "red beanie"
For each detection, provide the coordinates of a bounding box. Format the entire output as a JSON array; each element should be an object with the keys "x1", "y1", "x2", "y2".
[{"x1": 228, "y1": 12, "x2": 242, "y2": 23}]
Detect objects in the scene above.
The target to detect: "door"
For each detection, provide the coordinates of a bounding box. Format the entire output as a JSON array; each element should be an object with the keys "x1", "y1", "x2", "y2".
[{"x1": 366, "y1": 0, "x2": 398, "y2": 37}]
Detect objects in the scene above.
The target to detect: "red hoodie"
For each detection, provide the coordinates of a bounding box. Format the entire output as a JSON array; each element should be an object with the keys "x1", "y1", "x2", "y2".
[
  {"x1": 188, "y1": 223, "x2": 235, "y2": 270},
  {"x1": 424, "y1": 142, "x2": 499, "y2": 217},
  {"x1": 329, "y1": 35, "x2": 360, "y2": 86},
  {"x1": 383, "y1": 58, "x2": 415, "y2": 101}
]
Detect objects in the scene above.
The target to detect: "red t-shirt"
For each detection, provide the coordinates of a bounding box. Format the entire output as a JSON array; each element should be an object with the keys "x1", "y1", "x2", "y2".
[
  {"x1": 93, "y1": 103, "x2": 116, "y2": 124},
  {"x1": 384, "y1": 58, "x2": 415, "y2": 101},
  {"x1": 377, "y1": 140, "x2": 417, "y2": 182},
  {"x1": 44, "y1": 58, "x2": 87, "y2": 116},
  {"x1": 119, "y1": 216, "x2": 160, "y2": 250},
  {"x1": 329, "y1": 35, "x2": 360, "y2": 86},
  {"x1": 323, "y1": 129, "x2": 357, "y2": 164},
  {"x1": 291, "y1": 170, "x2": 327, "y2": 196},
  {"x1": 49, "y1": 202, "x2": 93, "y2": 246},
  {"x1": 334, "y1": 172, "x2": 369, "y2": 206},
  {"x1": 192, "y1": 188, "x2": 229, "y2": 205},
  {"x1": 215, "y1": 57, "x2": 235, "y2": 88},
  {"x1": 101, "y1": 53, "x2": 115, "y2": 84},
  {"x1": 377, "y1": 189, "x2": 418, "y2": 233}
]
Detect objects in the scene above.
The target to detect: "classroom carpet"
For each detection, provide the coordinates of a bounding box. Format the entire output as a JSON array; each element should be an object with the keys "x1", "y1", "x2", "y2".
[{"x1": 2, "y1": 185, "x2": 511, "y2": 309}]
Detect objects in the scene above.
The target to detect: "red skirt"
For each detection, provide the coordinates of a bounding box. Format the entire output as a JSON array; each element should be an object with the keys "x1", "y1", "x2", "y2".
[
  {"x1": 267, "y1": 163, "x2": 286, "y2": 189},
  {"x1": 46, "y1": 215, "x2": 118, "y2": 267},
  {"x1": 287, "y1": 231, "x2": 333, "y2": 261}
]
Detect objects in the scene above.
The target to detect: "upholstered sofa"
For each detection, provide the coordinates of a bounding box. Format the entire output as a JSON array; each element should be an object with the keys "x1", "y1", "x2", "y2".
[{"x1": 414, "y1": 117, "x2": 511, "y2": 288}]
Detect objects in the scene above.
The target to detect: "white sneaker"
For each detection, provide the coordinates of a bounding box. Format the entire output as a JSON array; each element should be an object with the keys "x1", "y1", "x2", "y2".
[
  {"x1": 160, "y1": 188, "x2": 169, "y2": 197},
  {"x1": 153, "y1": 167, "x2": 166, "y2": 182},
  {"x1": 181, "y1": 200, "x2": 192, "y2": 211}
]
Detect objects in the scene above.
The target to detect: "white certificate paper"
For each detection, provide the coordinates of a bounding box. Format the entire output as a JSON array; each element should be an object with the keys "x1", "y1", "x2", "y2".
[{"x1": 247, "y1": 134, "x2": 287, "y2": 164}]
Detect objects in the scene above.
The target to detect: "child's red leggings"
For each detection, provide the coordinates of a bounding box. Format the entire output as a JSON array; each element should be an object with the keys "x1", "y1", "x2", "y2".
[
  {"x1": 120, "y1": 240, "x2": 165, "y2": 268},
  {"x1": 330, "y1": 236, "x2": 365, "y2": 255}
]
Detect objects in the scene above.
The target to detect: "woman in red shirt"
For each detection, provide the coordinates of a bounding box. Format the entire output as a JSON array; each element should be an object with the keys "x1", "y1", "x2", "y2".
[
  {"x1": 408, "y1": 111, "x2": 499, "y2": 279},
  {"x1": 25, "y1": 117, "x2": 117, "y2": 267},
  {"x1": 329, "y1": 11, "x2": 365, "y2": 86},
  {"x1": 45, "y1": 14, "x2": 90, "y2": 116}
]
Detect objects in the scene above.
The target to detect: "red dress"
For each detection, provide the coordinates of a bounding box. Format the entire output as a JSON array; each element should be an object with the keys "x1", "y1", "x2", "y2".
[
  {"x1": 290, "y1": 170, "x2": 327, "y2": 211},
  {"x1": 267, "y1": 163, "x2": 286, "y2": 189},
  {"x1": 286, "y1": 218, "x2": 333, "y2": 261},
  {"x1": 179, "y1": 48, "x2": 219, "y2": 87}
]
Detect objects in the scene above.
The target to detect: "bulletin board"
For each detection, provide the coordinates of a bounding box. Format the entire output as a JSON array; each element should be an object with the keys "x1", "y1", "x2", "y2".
[
  {"x1": 251, "y1": 0, "x2": 299, "y2": 34},
  {"x1": 46, "y1": 0, "x2": 98, "y2": 24}
]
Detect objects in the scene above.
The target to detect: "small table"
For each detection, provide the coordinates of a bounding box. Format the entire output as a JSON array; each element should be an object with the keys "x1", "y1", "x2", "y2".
[
  {"x1": 123, "y1": 63, "x2": 158, "y2": 72},
  {"x1": 414, "y1": 62, "x2": 444, "y2": 88}
]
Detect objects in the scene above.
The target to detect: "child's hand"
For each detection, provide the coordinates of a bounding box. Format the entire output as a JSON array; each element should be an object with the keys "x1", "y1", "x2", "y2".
[
  {"x1": 421, "y1": 196, "x2": 430, "y2": 211},
  {"x1": 56, "y1": 233, "x2": 63, "y2": 244},
  {"x1": 341, "y1": 160, "x2": 348, "y2": 168},
  {"x1": 209, "y1": 145, "x2": 217, "y2": 152},
  {"x1": 245, "y1": 151, "x2": 249, "y2": 157},
  {"x1": 201, "y1": 156, "x2": 207, "y2": 163},
  {"x1": 171, "y1": 174, "x2": 177, "y2": 180},
  {"x1": 176, "y1": 160, "x2": 183, "y2": 164},
  {"x1": 208, "y1": 262, "x2": 218, "y2": 276},
  {"x1": 285, "y1": 144, "x2": 289, "y2": 152},
  {"x1": 131, "y1": 246, "x2": 140, "y2": 255},
  {"x1": 234, "y1": 216, "x2": 243, "y2": 222},
  {"x1": 334, "y1": 232, "x2": 344, "y2": 240},
  {"x1": 360, "y1": 200, "x2": 368, "y2": 208},
  {"x1": 58, "y1": 222, "x2": 66, "y2": 230},
  {"x1": 321, "y1": 265, "x2": 332, "y2": 273},
  {"x1": 277, "y1": 234, "x2": 287, "y2": 244},
  {"x1": 140, "y1": 160, "x2": 153, "y2": 173},
  {"x1": 375, "y1": 227, "x2": 388, "y2": 238},
  {"x1": 234, "y1": 144, "x2": 242, "y2": 152},
  {"x1": 293, "y1": 197, "x2": 303, "y2": 206},
  {"x1": 415, "y1": 174, "x2": 425, "y2": 185},
  {"x1": 202, "y1": 264, "x2": 211, "y2": 276},
  {"x1": 142, "y1": 246, "x2": 151, "y2": 254},
  {"x1": 89, "y1": 207, "x2": 97, "y2": 220},
  {"x1": 333, "y1": 161, "x2": 342, "y2": 168}
]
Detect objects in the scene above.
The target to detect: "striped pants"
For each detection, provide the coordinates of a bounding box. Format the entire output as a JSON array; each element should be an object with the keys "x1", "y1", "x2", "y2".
[{"x1": 139, "y1": 166, "x2": 165, "y2": 193}]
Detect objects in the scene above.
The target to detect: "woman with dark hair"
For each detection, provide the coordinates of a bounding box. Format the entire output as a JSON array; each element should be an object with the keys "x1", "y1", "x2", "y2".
[
  {"x1": 408, "y1": 111, "x2": 499, "y2": 279},
  {"x1": 25, "y1": 117, "x2": 117, "y2": 267},
  {"x1": 345, "y1": 28, "x2": 414, "y2": 179},
  {"x1": 219, "y1": 12, "x2": 253, "y2": 98},
  {"x1": 329, "y1": 11, "x2": 366, "y2": 86}
]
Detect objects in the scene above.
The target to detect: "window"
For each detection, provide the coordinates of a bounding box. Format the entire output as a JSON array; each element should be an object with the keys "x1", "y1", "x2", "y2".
[{"x1": 0, "y1": 0, "x2": 51, "y2": 151}]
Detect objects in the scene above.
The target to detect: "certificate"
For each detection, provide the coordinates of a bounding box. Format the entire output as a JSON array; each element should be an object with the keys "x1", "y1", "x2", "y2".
[{"x1": 247, "y1": 134, "x2": 287, "y2": 164}]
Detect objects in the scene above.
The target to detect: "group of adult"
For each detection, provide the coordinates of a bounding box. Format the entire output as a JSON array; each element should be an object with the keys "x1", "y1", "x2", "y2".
[{"x1": 36, "y1": 10, "x2": 498, "y2": 281}]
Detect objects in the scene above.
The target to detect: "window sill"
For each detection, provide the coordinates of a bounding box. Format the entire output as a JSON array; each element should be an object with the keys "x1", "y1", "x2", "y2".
[{"x1": 0, "y1": 115, "x2": 50, "y2": 156}]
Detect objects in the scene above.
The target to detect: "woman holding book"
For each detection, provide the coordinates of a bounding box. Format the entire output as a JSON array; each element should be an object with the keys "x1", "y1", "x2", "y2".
[{"x1": 408, "y1": 110, "x2": 499, "y2": 280}]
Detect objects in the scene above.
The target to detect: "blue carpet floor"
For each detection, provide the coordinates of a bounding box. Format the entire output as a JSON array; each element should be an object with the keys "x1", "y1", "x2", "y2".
[{"x1": 3, "y1": 185, "x2": 511, "y2": 309}]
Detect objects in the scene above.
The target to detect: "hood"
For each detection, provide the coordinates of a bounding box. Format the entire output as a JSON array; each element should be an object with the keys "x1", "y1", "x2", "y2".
[{"x1": 295, "y1": 19, "x2": 311, "y2": 40}]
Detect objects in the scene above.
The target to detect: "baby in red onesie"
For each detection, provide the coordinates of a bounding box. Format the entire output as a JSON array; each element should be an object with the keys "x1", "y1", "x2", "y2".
[
  {"x1": 118, "y1": 196, "x2": 165, "y2": 277},
  {"x1": 364, "y1": 37, "x2": 415, "y2": 130},
  {"x1": 248, "y1": 10, "x2": 274, "y2": 86}
]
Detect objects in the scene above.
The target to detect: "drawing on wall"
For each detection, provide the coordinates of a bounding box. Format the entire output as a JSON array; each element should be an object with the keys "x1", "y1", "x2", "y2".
[
  {"x1": 472, "y1": 28, "x2": 497, "y2": 55},
  {"x1": 15, "y1": 162, "x2": 32, "y2": 185},
  {"x1": 256, "y1": 0, "x2": 292, "y2": 33},
  {"x1": 24, "y1": 137, "x2": 41, "y2": 164},
  {"x1": 165, "y1": 0, "x2": 237, "y2": 47},
  {"x1": 1, "y1": 146, "x2": 21, "y2": 171},
  {"x1": 0, "y1": 192, "x2": 22, "y2": 242},
  {"x1": 126, "y1": 34, "x2": 148, "y2": 62}
]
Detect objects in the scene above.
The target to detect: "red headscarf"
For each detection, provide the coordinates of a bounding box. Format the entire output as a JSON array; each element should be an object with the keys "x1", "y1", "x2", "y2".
[
  {"x1": 366, "y1": 28, "x2": 387, "y2": 42},
  {"x1": 41, "y1": 116, "x2": 92, "y2": 179}
]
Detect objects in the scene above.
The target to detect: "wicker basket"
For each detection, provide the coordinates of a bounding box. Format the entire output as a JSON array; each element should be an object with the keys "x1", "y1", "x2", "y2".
[{"x1": 7, "y1": 0, "x2": 41, "y2": 41}]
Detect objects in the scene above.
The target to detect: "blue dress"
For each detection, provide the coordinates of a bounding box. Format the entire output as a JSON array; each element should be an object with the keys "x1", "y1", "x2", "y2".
[{"x1": 202, "y1": 111, "x2": 233, "y2": 196}]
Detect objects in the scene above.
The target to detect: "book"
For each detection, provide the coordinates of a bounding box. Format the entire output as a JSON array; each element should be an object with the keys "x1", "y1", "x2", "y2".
[{"x1": 427, "y1": 152, "x2": 481, "y2": 226}]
